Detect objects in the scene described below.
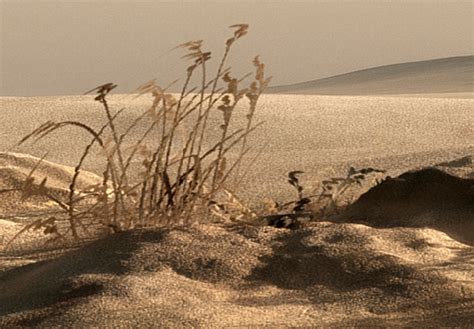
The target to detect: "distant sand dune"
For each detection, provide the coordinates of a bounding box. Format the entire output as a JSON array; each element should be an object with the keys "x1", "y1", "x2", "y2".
[{"x1": 267, "y1": 56, "x2": 474, "y2": 96}]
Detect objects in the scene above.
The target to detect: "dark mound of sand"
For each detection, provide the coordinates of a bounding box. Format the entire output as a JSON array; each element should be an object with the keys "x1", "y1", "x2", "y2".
[
  {"x1": 1, "y1": 223, "x2": 472, "y2": 326},
  {"x1": 339, "y1": 168, "x2": 474, "y2": 245}
]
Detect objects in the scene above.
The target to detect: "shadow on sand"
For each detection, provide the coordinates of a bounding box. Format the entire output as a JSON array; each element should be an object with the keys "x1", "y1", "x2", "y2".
[
  {"x1": 0, "y1": 229, "x2": 168, "y2": 324},
  {"x1": 338, "y1": 167, "x2": 474, "y2": 245}
]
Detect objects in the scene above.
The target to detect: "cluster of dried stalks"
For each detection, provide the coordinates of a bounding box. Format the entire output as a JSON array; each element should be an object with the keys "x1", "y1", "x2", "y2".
[
  {"x1": 262, "y1": 167, "x2": 386, "y2": 228},
  {"x1": 7, "y1": 25, "x2": 271, "y2": 244}
]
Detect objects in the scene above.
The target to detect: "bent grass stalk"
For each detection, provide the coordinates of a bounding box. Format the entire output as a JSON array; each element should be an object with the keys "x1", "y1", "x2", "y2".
[{"x1": 7, "y1": 24, "x2": 270, "y2": 246}]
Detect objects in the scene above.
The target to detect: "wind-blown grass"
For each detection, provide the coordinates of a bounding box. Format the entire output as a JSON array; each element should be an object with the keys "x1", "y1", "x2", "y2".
[{"x1": 7, "y1": 24, "x2": 271, "y2": 244}]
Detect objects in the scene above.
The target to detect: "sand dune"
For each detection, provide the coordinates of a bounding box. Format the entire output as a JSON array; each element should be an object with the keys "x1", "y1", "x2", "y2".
[
  {"x1": 1, "y1": 222, "x2": 472, "y2": 327},
  {"x1": 339, "y1": 167, "x2": 474, "y2": 245},
  {"x1": 267, "y1": 56, "x2": 474, "y2": 96},
  {"x1": 0, "y1": 152, "x2": 102, "y2": 216},
  {"x1": 0, "y1": 152, "x2": 102, "y2": 192},
  {"x1": 0, "y1": 156, "x2": 473, "y2": 326}
]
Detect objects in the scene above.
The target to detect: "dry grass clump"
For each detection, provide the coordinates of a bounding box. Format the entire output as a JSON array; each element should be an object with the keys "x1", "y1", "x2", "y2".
[
  {"x1": 262, "y1": 167, "x2": 386, "y2": 228},
  {"x1": 6, "y1": 24, "x2": 271, "y2": 244}
]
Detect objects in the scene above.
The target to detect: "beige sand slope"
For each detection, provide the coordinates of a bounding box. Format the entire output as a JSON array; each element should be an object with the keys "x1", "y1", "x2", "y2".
[
  {"x1": 1, "y1": 222, "x2": 473, "y2": 327},
  {"x1": 0, "y1": 148, "x2": 473, "y2": 326},
  {"x1": 0, "y1": 152, "x2": 102, "y2": 216},
  {"x1": 0, "y1": 152, "x2": 102, "y2": 192},
  {"x1": 267, "y1": 56, "x2": 474, "y2": 96},
  {"x1": 0, "y1": 153, "x2": 105, "y2": 265}
]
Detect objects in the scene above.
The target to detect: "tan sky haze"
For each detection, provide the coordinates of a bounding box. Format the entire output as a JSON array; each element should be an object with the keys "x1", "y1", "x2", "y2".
[{"x1": 0, "y1": 0, "x2": 472, "y2": 96}]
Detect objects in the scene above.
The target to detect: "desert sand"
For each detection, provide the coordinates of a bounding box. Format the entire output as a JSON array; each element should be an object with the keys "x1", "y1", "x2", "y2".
[{"x1": 1, "y1": 59, "x2": 474, "y2": 326}]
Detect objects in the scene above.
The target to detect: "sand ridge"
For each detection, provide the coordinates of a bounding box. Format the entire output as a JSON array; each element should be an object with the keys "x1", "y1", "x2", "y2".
[
  {"x1": 267, "y1": 56, "x2": 474, "y2": 96},
  {"x1": 0, "y1": 222, "x2": 473, "y2": 327},
  {"x1": 0, "y1": 152, "x2": 103, "y2": 217}
]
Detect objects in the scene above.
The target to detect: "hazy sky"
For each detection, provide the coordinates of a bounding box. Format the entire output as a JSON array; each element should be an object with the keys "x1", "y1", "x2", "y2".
[{"x1": 1, "y1": 1, "x2": 472, "y2": 96}]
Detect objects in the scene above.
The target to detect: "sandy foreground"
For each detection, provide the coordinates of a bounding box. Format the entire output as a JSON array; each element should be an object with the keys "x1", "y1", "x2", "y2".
[{"x1": 0, "y1": 93, "x2": 473, "y2": 326}]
